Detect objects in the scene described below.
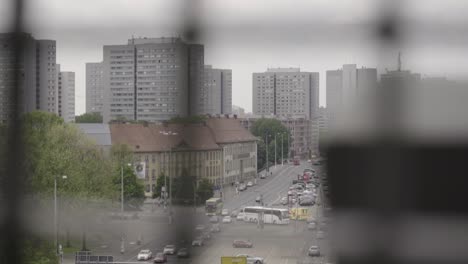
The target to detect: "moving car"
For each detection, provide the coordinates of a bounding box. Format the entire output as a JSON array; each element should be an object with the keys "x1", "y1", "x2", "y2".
[
  {"x1": 221, "y1": 209, "x2": 229, "y2": 216},
  {"x1": 210, "y1": 223, "x2": 220, "y2": 232},
  {"x1": 153, "y1": 252, "x2": 166, "y2": 263},
  {"x1": 260, "y1": 174, "x2": 266, "y2": 179},
  {"x1": 192, "y1": 237, "x2": 203, "y2": 246},
  {"x1": 317, "y1": 230, "x2": 326, "y2": 239},
  {"x1": 308, "y1": 245, "x2": 320, "y2": 257},
  {"x1": 255, "y1": 196, "x2": 261, "y2": 203},
  {"x1": 137, "y1": 249, "x2": 153, "y2": 261},
  {"x1": 238, "y1": 184, "x2": 247, "y2": 191},
  {"x1": 163, "y1": 245, "x2": 176, "y2": 255},
  {"x1": 247, "y1": 181, "x2": 253, "y2": 187},
  {"x1": 209, "y1": 216, "x2": 219, "y2": 223},
  {"x1": 236, "y1": 254, "x2": 265, "y2": 264},
  {"x1": 233, "y1": 239, "x2": 253, "y2": 248},
  {"x1": 177, "y1": 248, "x2": 189, "y2": 258},
  {"x1": 307, "y1": 222, "x2": 317, "y2": 230},
  {"x1": 222, "y1": 216, "x2": 232, "y2": 223},
  {"x1": 230, "y1": 210, "x2": 238, "y2": 218},
  {"x1": 202, "y1": 232, "x2": 211, "y2": 240},
  {"x1": 195, "y1": 224, "x2": 206, "y2": 231}
]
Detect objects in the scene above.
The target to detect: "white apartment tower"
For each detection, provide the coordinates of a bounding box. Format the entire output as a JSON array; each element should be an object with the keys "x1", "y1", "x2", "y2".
[
  {"x1": 101, "y1": 37, "x2": 204, "y2": 123},
  {"x1": 200, "y1": 65, "x2": 232, "y2": 115},
  {"x1": 57, "y1": 66, "x2": 75, "y2": 122},
  {"x1": 0, "y1": 33, "x2": 58, "y2": 123},
  {"x1": 85, "y1": 62, "x2": 104, "y2": 114},
  {"x1": 252, "y1": 68, "x2": 319, "y2": 119}
]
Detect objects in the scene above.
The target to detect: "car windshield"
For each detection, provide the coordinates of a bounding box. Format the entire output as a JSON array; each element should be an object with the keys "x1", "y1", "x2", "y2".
[
  {"x1": 156, "y1": 253, "x2": 164, "y2": 257},
  {"x1": 140, "y1": 250, "x2": 150, "y2": 254},
  {"x1": 165, "y1": 245, "x2": 174, "y2": 248}
]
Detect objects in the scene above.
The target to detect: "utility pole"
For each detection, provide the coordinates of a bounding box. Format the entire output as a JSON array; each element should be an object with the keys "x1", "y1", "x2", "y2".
[
  {"x1": 281, "y1": 134, "x2": 284, "y2": 166},
  {"x1": 120, "y1": 165, "x2": 125, "y2": 254},
  {"x1": 55, "y1": 175, "x2": 67, "y2": 259},
  {"x1": 265, "y1": 134, "x2": 269, "y2": 173},
  {"x1": 274, "y1": 134, "x2": 277, "y2": 168}
]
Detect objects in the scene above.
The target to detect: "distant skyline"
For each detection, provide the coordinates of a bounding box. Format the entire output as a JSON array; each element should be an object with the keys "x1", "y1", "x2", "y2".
[{"x1": 1, "y1": 0, "x2": 468, "y2": 115}]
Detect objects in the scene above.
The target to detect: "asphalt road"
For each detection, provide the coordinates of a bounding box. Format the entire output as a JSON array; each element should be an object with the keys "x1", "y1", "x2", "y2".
[{"x1": 64, "y1": 161, "x2": 331, "y2": 264}]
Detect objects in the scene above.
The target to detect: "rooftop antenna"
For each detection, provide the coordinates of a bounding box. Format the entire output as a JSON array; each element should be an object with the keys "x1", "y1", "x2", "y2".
[{"x1": 398, "y1": 51, "x2": 402, "y2": 71}]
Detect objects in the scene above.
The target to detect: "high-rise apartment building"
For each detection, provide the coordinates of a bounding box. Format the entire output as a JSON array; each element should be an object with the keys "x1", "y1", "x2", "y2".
[
  {"x1": 252, "y1": 68, "x2": 319, "y2": 119},
  {"x1": 57, "y1": 66, "x2": 75, "y2": 122},
  {"x1": 0, "y1": 33, "x2": 58, "y2": 123},
  {"x1": 326, "y1": 64, "x2": 377, "y2": 129},
  {"x1": 199, "y1": 65, "x2": 232, "y2": 115},
  {"x1": 101, "y1": 37, "x2": 204, "y2": 123},
  {"x1": 85, "y1": 62, "x2": 104, "y2": 114}
]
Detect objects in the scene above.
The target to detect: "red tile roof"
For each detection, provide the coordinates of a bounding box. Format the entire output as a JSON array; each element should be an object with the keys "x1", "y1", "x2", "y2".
[
  {"x1": 109, "y1": 118, "x2": 257, "y2": 152},
  {"x1": 110, "y1": 123, "x2": 220, "y2": 152}
]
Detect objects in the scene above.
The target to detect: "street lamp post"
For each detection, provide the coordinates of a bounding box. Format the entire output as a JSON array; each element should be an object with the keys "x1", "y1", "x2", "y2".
[
  {"x1": 274, "y1": 134, "x2": 277, "y2": 168},
  {"x1": 265, "y1": 134, "x2": 269, "y2": 173},
  {"x1": 54, "y1": 175, "x2": 67, "y2": 261},
  {"x1": 281, "y1": 133, "x2": 284, "y2": 166},
  {"x1": 160, "y1": 130, "x2": 178, "y2": 224},
  {"x1": 120, "y1": 163, "x2": 131, "y2": 254}
]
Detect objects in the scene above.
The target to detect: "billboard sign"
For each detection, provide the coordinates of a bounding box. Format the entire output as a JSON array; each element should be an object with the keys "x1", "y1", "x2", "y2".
[{"x1": 134, "y1": 162, "x2": 146, "y2": 179}]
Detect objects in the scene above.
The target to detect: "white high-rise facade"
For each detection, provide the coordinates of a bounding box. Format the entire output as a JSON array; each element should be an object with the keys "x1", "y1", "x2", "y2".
[
  {"x1": 252, "y1": 68, "x2": 319, "y2": 119},
  {"x1": 101, "y1": 37, "x2": 204, "y2": 123}
]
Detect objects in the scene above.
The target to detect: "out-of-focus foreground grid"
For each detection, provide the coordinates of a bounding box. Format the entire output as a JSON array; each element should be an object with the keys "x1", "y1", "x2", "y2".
[{"x1": 2, "y1": 0, "x2": 468, "y2": 264}]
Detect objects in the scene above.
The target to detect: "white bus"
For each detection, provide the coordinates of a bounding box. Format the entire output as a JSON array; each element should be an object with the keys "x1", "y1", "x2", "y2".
[{"x1": 239, "y1": 206, "x2": 290, "y2": 225}]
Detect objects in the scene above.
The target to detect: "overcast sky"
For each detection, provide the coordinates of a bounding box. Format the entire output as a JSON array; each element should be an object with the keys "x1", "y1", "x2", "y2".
[{"x1": 1, "y1": 0, "x2": 468, "y2": 115}]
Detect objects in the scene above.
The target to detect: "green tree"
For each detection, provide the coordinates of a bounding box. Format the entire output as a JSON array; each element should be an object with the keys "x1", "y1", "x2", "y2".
[
  {"x1": 75, "y1": 112, "x2": 103, "y2": 123},
  {"x1": 153, "y1": 172, "x2": 167, "y2": 199},
  {"x1": 196, "y1": 178, "x2": 214, "y2": 203},
  {"x1": 250, "y1": 118, "x2": 290, "y2": 170},
  {"x1": 112, "y1": 165, "x2": 145, "y2": 210},
  {"x1": 172, "y1": 168, "x2": 196, "y2": 205}
]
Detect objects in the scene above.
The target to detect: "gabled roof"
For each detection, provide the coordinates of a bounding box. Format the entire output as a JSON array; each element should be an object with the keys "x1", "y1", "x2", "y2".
[
  {"x1": 109, "y1": 123, "x2": 220, "y2": 152},
  {"x1": 205, "y1": 118, "x2": 257, "y2": 144}
]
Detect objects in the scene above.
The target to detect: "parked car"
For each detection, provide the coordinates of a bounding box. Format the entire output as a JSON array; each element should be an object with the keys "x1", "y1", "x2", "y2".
[
  {"x1": 317, "y1": 230, "x2": 326, "y2": 239},
  {"x1": 163, "y1": 245, "x2": 176, "y2": 255},
  {"x1": 176, "y1": 248, "x2": 190, "y2": 258},
  {"x1": 153, "y1": 252, "x2": 167, "y2": 263},
  {"x1": 230, "y1": 210, "x2": 238, "y2": 218},
  {"x1": 247, "y1": 181, "x2": 253, "y2": 187},
  {"x1": 222, "y1": 216, "x2": 232, "y2": 223},
  {"x1": 281, "y1": 197, "x2": 288, "y2": 205},
  {"x1": 259, "y1": 173, "x2": 266, "y2": 179},
  {"x1": 236, "y1": 254, "x2": 265, "y2": 264},
  {"x1": 221, "y1": 209, "x2": 229, "y2": 216},
  {"x1": 210, "y1": 223, "x2": 220, "y2": 232},
  {"x1": 233, "y1": 239, "x2": 253, "y2": 248},
  {"x1": 192, "y1": 237, "x2": 203, "y2": 246},
  {"x1": 238, "y1": 184, "x2": 247, "y2": 191},
  {"x1": 195, "y1": 224, "x2": 205, "y2": 231},
  {"x1": 137, "y1": 249, "x2": 152, "y2": 261},
  {"x1": 209, "y1": 216, "x2": 219, "y2": 223},
  {"x1": 308, "y1": 245, "x2": 320, "y2": 257},
  {"x1": 255, "y1": 196, "x2": 261, "y2": 203},
  {"x1": 307, "y1": 222, "x2": 317, "y2": 230},
  {"x1": 236, "y1": 212, "x2": 245, "y2": 221}
]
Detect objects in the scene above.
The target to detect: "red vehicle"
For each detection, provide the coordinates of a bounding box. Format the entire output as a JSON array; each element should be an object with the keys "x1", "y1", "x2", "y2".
[
  {"x1": 293, "y1": 156, "x2": 300, "y2": 166},
  {"x1": 233, "y1": 239, "x2": 253, "y2": 248}
]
